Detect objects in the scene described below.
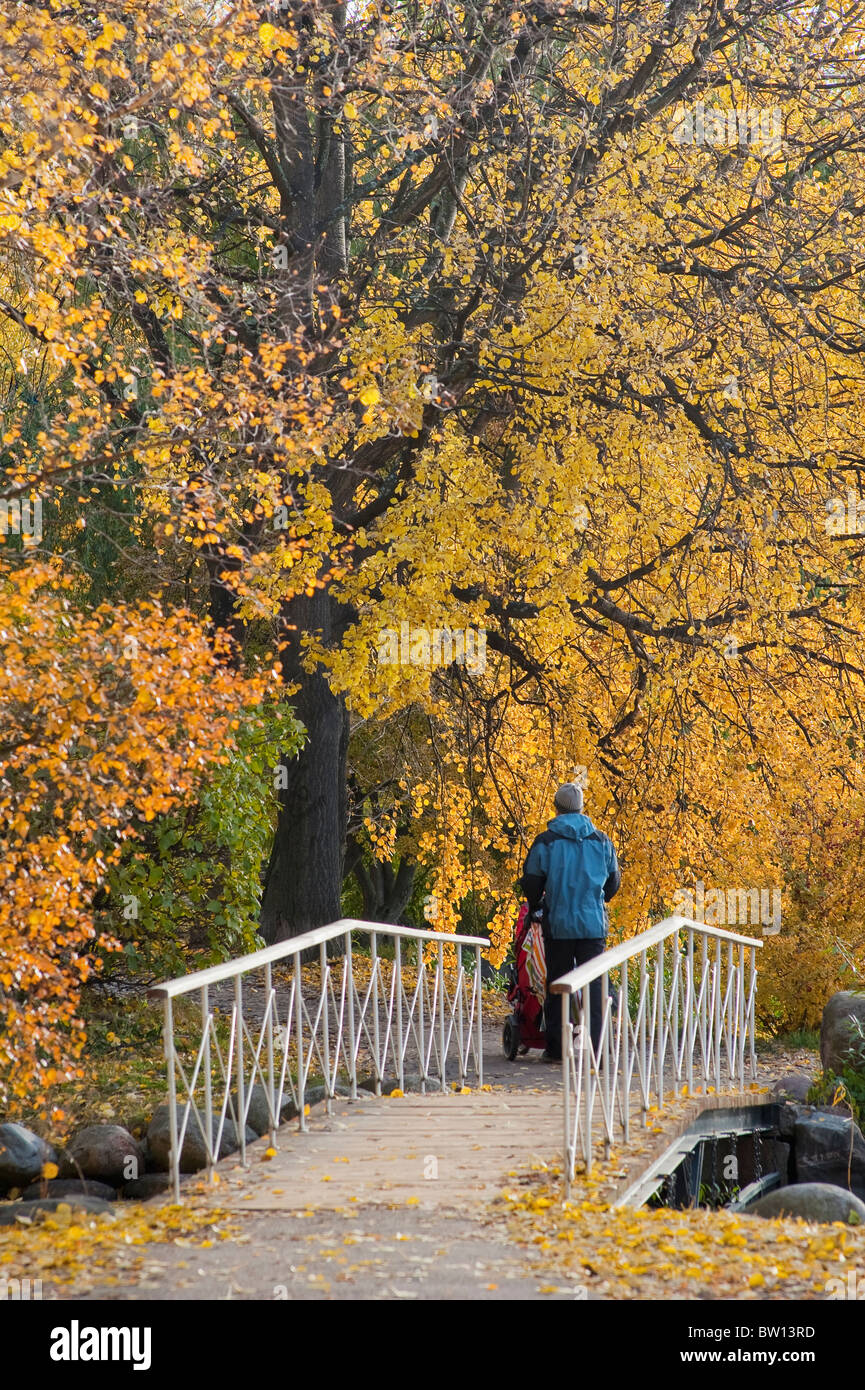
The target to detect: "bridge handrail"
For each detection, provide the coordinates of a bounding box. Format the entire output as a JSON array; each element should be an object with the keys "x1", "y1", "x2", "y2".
[
  {"x1": 151, "y1": 918, "x2": 489, "y2": 1199},
  {"x1": 550, "y1": 914, "x2": 763, "y2": 997},
  {"x1": 552, "y1": 914, "x2": 764, "y2": 1196},
  {"x1": 148, "y1": 917, "x2": 489, "y2": 1000}
]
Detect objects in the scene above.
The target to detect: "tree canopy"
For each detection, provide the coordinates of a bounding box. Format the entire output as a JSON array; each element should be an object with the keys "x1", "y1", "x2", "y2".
[{"x1": 3, "y1": 0, "x2": 865, "y2": 1101}]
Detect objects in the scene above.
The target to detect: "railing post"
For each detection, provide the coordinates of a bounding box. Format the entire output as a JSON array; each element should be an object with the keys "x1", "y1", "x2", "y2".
[
  {"x1": 655, "y1": 938, "x2": 665, "y2": 1109},
  {"x1": 346, "y1": 929, "x2": 357, "y2": 1099},
  {"x1": 714, "y1": 937, "x2": 722, "y2": 1091},
  {"x1": 601, "y1": 971, "x2": 611, "y2": 1160},
  {"x1": 418, "y1": 939, "x2": 427, "y2": 1093},
  {"x1": 294, "y1": 953, "x2": 306, "y2": 1131},
  {"x1": 749, "y1": 945, "x2": 758, "y2": 1080},
  {"x1": 582, "y1": 981, "x2": 592, "y2": 1175},
  {"x1": 671, "y1": 937, "x2": 680, "y2": 1087},
  {"x1": 737, "y1": 941, "x2": 746, "y2": 1088},
  {"x1": 263, "y1": 967, "x2": 276, "y2": 1143},
  {"x1": 456, "y1": 951, "x2": 465, "y2": 1087},
  {"x1": 320, "y1": 941, "x2": 332, "y2": 1113},
  {"x1": 371, "y1": 930, "x2": 381, "y2": 1096},
  {"x1": 202, "y1": 985, "x2": 214, "y2": 1181},
  {"x1": 639, "y1": 949, "x2": 648, "y2": 1123},
  {"x1": 235, "y1": 975, "x2": 247, "y2": 1163},
  {"x1": 562, "y1": 993, "x2": 572, "y2": 1198},
  {"x1": 621, "y1": 957, "x2": 630, "y2": 1144},
  {"x1": 726, "y1": 941, "x2": 735, "y2": 1081},
  {"x1": 686, "y1": 929, "x2": 695, "y2": 1095},
  {"x1": 438, "y1": 940, "x2": 447, "y2": 1093},
  {"x1": 475, "y1": 944, "x2": 483, "y2": 1088},
  {"x1": 164, "y1": 995, "x2": 180, "y2": 1202},
  {"x1": 395, "y1": 935, "x2": 405, "y2": 1094}
]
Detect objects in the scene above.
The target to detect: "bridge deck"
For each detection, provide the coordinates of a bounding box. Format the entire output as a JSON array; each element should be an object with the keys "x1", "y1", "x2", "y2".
[
  {"x1": 217, "y1": 1028, "x2": 771, "y2": 1216},
  {"x1": 61, "y1": 1034, "x2": 807, "y2": 1301},
  {"x1": 226, "y1": 1088, "x2": 561, "y2": 1212}
]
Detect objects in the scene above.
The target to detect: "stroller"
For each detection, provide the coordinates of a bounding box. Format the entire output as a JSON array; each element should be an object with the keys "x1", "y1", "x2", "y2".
[
  {"x1": 502, "y1": 902, "x2": 616, "y2": 1061},
  {"x1": 502, "y1": 902, "x2": 548, "y2": 1059}
]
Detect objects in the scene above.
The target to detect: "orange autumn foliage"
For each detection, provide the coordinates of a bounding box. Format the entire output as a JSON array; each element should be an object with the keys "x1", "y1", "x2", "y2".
[
  {"x1": 0, "y1": 561, "x2": 280, "y2": 1107},
  {"x1": 2, "y1": 0, "x2": 865, "y2": 1041}
]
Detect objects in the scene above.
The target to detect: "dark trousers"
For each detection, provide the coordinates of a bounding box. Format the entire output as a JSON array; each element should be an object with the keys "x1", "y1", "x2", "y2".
[{"x1": 543, "y1": 934, "x2": 607, "y2": 1058}]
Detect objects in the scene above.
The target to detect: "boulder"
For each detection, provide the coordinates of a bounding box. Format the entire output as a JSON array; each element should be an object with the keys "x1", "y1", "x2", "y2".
[
  {"x1": 123, "y1": 1113, "x2": 151, "y2": 1144},
  {"x1": 770, "y1": 1139, "x2": 791, "y2": 1186},
  {"x1": 0, "y1": 1123, "x2": 56, "y2": 1194},
  {"x1": 793, "y1": 1110, "x2": 865, "y2": 1197},
  {"x1": 0, "y1": 1195, "x2": 115, "y2": 1226},
  {"x1": 746, "y1": 1182, "x2": 865, "y2": 1225},
  {"x1": 267, "y1": 1092, "x2": 305, "y2": 1124},
  {"x1": 22, "y1": 1178, "x2": 116, "y2": 1202},
  {"x1": 820, "y1": 991, "x2": 865, "y2": 1074},
  {"x1": 120, "y1": 1174, "x2": 173, "y2": 1201},
  {"x1": 776, "y1": 1102, "x2": 797, "y2": 1142},
  {"x1": 280, "y1": 1082, "x2": 374, "y2": 1120},
  {"x1": 817, "y1": 1098, "x2": 855, "y2": 1119},
  {"x1": 60, "y1": 1124, "x2": 145, "y2": 1186},
  {"x1": 145, "y1": 1106, "x2": 257, "y2": 1174},
  {"x1": 358, "y1": 1074, "x2": 425, "y2": 1096},
  {"x1": 242, "y1": 1085, "x2": 274, "y2": 1138},
  {"x1": 771, "y1": 1074, "x2": 813, "y2": 1104},
  {"x1": 228, "y1": 1085, "x2": 291, "y2": 1137}
]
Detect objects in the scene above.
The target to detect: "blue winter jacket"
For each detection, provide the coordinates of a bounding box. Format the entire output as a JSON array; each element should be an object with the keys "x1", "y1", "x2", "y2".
[{"x1": 520, "y1": 812, "x2": 620, "y2": 939}]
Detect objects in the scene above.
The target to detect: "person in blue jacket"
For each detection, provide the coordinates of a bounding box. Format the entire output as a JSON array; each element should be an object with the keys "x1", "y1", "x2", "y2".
[{"x1": 521, "y1": 781, "x2": 620, "y2": 1061}]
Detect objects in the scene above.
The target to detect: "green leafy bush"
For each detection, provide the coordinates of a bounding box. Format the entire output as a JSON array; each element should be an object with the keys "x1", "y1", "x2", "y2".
[
  {"x1": 102, "y1": 701, "x2": 304, "y2": 975},
  {"x1": 807, "y1": 1018, "x2": 865, "y2": 1124}
]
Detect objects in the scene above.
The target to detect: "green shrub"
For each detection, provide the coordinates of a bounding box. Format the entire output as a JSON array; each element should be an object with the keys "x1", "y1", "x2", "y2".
[
  {"x1": 807, "y1": 1018, "x2": 865, "y2": 1124},
  {"x1": 101, "y1": 701, "x2": 304, "y2": 975}
]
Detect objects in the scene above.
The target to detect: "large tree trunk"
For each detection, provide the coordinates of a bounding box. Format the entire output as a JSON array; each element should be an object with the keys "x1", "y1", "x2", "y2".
[
  {"x1": 344, "y1": 836, "x2": 417, "y2": 925},
  {"x1": 257, "y1": 4, "x2": 352, "y2": 945},
  {"x1": 259, "y1": 587, "x2": 349, "y2": 943}
]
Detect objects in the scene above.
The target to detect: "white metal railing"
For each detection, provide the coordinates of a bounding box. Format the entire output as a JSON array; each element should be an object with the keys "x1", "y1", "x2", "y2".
[
  {"x1": 149, "y1": 918, "x2": 488, "y2": 1199},
  {"x1": 550, "y1": 915, "x2": 763, "y2": 1195}
]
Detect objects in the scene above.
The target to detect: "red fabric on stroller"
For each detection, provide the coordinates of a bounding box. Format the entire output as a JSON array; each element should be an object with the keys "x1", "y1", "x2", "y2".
[{"x1": 504, "y1": 902, "x2": 547, "y2": 1053}]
